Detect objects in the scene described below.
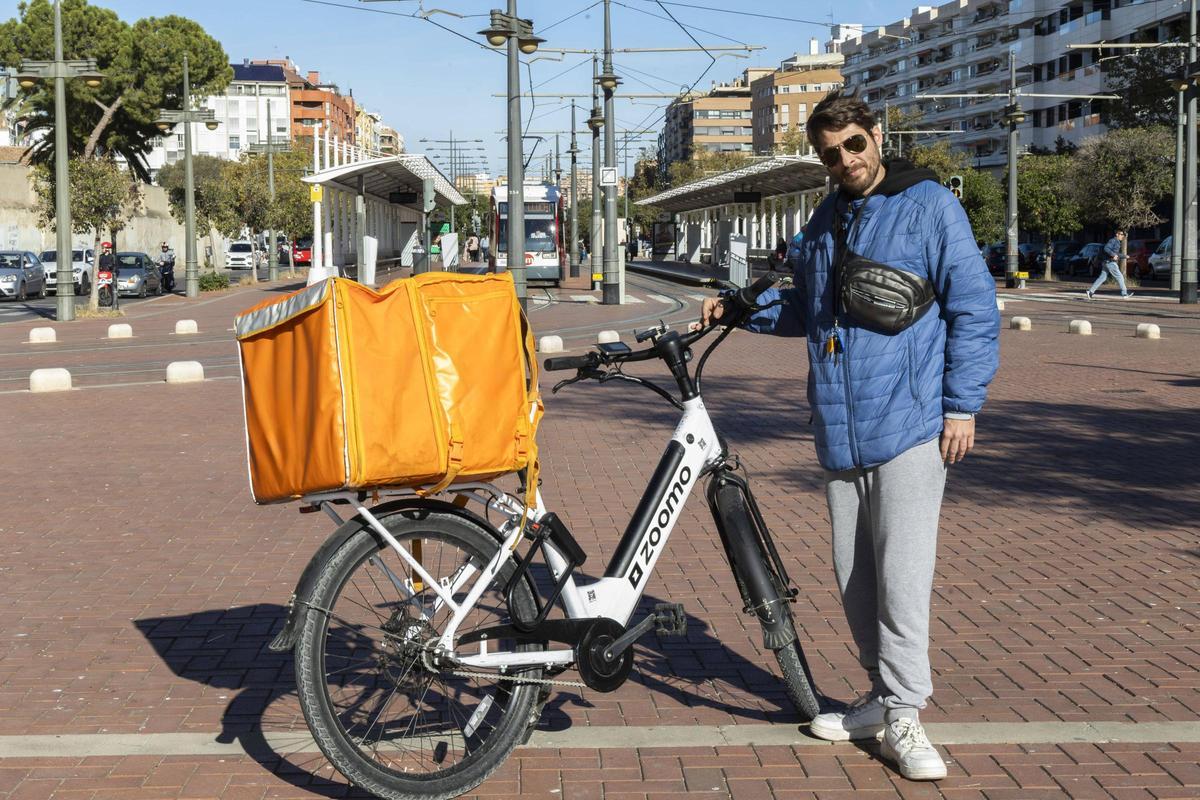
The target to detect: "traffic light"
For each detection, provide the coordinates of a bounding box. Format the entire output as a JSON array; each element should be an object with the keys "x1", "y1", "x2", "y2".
[{"x1": 947, "y1": 175, "x2": 964, "y2": 201}]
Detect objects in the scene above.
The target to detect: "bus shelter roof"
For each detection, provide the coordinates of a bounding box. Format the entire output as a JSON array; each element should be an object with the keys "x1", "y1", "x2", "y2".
[
  {"x1": 301, "y1": 155, "x2": 467, "y2": 208},
  {"x1": 635, "y1": 155, "x2": 829, "y2": 214}
]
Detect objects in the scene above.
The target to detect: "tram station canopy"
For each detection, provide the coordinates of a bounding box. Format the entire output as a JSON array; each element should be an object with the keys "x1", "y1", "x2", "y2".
[
  {"x1": 302, "y1": 155, "x2": 466, "y2": 209},
  {"x1": 636, "y1": 155, "x2": 828, "y2": 213}
]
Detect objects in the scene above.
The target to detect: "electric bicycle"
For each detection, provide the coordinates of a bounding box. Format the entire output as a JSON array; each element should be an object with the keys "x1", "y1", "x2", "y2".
[{"x1": 271, "y1": 272, "x2": 821, "y2": 799}]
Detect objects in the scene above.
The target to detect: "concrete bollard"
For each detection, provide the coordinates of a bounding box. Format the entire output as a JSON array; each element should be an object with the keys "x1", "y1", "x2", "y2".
[
  {"x1": 1135, "y1": 323, "x2": 1161, "y2": 340},
  {"x1": 996, "y1": 299, "x2": 1005, "y2": 311},
  {"x1": 597, "y1": 330, "x2": 620, "y2": 344},
  {"x1": 538, "y1": 335, "x2": 564, "y2": 354},
  {"x1": 1010, "y1": 316, "x2": 1032, "y2": 331},
  {"x1": 29, "y1": 368, "x2": 71, "y2": 393},
  {"x1": 165, "y1": 361, "x2": 205, "y2": 384},
  {"x1": 1068, "y1": 319, "x2": 1092, "y2": 335},
  {"x1": 28, "y1": 327, "x2": 56, "y2": 343},
  {"x1": 174, "y1": 319, "x2": 199, "y2": 335},
  {"x1": 107, "y1": 323, "x2": 133, "y2": 339}
]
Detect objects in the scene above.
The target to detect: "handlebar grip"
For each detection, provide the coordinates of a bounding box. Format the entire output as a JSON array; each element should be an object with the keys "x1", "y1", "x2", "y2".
[
  {"x1": 544, "y1": 354, "x2": 594, "y2": 372},
  {"x1": 737, "y1": 271, "x2": 780, "y2": 307}
]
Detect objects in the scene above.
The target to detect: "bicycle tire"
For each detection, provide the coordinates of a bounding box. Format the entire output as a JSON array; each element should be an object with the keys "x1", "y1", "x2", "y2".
[
  {"x1": 773, "y1": 634, "x2": 821, "y2": 722},
  {"x1": 295, "y1": 509, "x2": 543, "y2": 800}
]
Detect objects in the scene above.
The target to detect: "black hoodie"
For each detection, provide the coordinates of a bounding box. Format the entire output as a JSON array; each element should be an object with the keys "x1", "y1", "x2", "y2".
[{"x1": 862, "y1": 158, "x2": 941, "y2": 198}]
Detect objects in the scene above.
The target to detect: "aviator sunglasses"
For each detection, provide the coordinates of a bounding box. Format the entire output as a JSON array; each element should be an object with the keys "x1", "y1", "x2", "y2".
[{"x1": 819, "y1": 133, "x2": 870, "y2": 167}]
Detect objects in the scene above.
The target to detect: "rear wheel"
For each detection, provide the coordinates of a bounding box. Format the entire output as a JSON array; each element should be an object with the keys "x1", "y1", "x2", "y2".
[{"x1": 295, "y1": 508, "x2": 543, "y2": 800}]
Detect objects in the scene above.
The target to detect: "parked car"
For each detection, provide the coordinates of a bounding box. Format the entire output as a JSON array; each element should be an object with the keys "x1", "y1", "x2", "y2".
[
  {"x1": 1148, "y1": 236, "x2": 1171, "y2": 278},
  {"x1": 1067, "y1": 242, "x2": 1105, "y2": 276},
  {"x1": 0, "y1": 250, "x2": 47, "y2": 300},
  {"x1": 981, "y1": 243, "x2": 1006, "y2": 275},
  {"x1": 291, "y1": 237, "x2": 313, "y2": 266},
  {"x1": 1125, "y1": 238, "x2": 1161, "y2": 278},
  {"x1": 225, "y1": 241, "x2": 260, "y2": 270},
  {"x1": 39, "y1": 248, "x2": 94, "y2": 295},
  {"x1": 1045, "y1": 240, "x2": 1083, "y2": 273},
  {"x1": 114, "y1": 252, "x2": 162, "y2": 297},
  {"x1": 1017, "y1": 243, "x2": 1042, "y2": 269}
]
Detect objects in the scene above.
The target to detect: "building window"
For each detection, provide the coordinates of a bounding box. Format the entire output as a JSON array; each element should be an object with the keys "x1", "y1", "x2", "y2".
[{"x1": 229, "y1": 135, "x2": 240, "y2": 149}]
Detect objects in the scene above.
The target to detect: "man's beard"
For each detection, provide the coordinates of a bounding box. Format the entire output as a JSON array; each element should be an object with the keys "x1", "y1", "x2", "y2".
[{"x1": 841, "y1": 158, "x2": 882, "y2": 196}]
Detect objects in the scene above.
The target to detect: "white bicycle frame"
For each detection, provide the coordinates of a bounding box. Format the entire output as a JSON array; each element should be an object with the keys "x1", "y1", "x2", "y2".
[{"x1": 312, "y1": 393, "x2": 725, "y2": 673}]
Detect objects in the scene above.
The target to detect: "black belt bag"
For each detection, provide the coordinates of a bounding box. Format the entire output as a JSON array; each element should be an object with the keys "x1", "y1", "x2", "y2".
[
  {"x1": 839, "y1": 249, "x2": 936, "y2": 335},
  {"x1": 834, "y1": 207, "x2": 936, "y2": 335}
]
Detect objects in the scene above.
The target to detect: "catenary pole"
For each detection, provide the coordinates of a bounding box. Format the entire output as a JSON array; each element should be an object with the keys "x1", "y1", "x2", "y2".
[
  {"x1": 506, "y1": 0, "x2": 527, "y2": 310},
  {"x1": 1173, "y1": 88, "x2": 1184, "y2": 293},
  {"x1": 52, "y1": 0, "x2": 73, "y2": 320},
  {"x1": 569, "y1": 102, "x2": 580, "y2": 278},
  {"x1": 591, "y1": 57, "x2": 602, "y2": 290},
  {"x1": 183, "y1": 54, "x2": 199, "y2": 299},
  {"x1": 601, "y1": 0, "x2": 619, "y2": 304},
  {"x1": 1183, "y1": 0, "x2": 1199, "y2": 304},
  {"x1": 1004, "y1": 49, "x2": 1019, "y2": 290}
]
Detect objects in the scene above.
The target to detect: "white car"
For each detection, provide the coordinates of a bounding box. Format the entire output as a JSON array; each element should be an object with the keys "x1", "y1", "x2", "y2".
[
  {"x1": 39, "y1": 248, "x2": 94, "y2": 295},
  {"x1": 224, "y1": 241, "x2": 261, "y2": 270},
  {"x1": 1148, "y1": 237, "x2": 1170, "y2": 278}
]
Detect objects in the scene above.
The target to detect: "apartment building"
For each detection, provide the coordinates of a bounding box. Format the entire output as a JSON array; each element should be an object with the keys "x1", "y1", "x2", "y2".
[
  {"x1": 356, "y1": 107, "x2": 381, "y2": 153},
  {"x1": 839, "y1": 0, "x2": 1183, "y2": 168},
  {"x1": 378, "y1": 124, "x2": 405, "y2": 155},
  {"x1": 657, "y1": 68, "x2": 773, "y2": 177},
  {"x1": 253, "y1": 58, "x2": 356, "y2": 144},
  {"x1": 143, "y1": 62, "x2": 291, "y2": 175},
  {"x1": 750, "y1": 46, "x2": 844, "y2": 154}
]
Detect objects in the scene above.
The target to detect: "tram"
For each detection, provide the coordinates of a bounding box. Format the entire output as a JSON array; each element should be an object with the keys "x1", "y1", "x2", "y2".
[{"x1": 489, "y1": 182, "x2": 565, "y2": 283}]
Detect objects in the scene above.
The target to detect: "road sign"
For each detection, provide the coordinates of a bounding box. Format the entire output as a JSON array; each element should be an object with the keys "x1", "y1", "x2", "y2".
[
  {"x1": 309, "y1": 185, "x2": 324, "y2": 203},
  {"x1": 600, "y1": 167, "x2": 618, "y2": 187}
]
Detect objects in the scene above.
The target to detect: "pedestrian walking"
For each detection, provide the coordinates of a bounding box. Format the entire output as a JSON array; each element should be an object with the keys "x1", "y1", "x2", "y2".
[
  {"x1": 1086, "y1": 229, "x2": 1133, "y2": 299},
  {"x1": 701, "y1": 90, "x2": 999, "y2": 782},
  {"x1": 479, "y1": 234, "x2": 490, "y2": 265},
  {"x1": 465, "y1": 233, "x2": 480, "y2": 263}
]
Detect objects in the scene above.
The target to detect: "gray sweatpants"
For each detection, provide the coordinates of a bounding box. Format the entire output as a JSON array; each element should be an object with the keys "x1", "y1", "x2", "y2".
[{"x1": 824, "y1": 437, "x2": 946, "y2": 721}]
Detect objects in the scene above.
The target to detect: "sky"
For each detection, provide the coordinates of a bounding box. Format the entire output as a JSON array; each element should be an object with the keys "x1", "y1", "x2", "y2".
[{"x1": 1, "y1": 0, "x2": 917, "y2": 179}]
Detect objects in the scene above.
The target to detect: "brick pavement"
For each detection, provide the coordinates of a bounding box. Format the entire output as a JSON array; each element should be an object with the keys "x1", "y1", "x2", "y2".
[{"x1": 0, "y1": 274, "x2": 1197, "y2": 798}]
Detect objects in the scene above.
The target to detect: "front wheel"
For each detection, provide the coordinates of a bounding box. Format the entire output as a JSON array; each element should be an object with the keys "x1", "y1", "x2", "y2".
[
  {"x1": 295, "y1": 508, "x2": 543, "y2": 800},
  {"x1": 98, "y1": 285, "x2": 113, "y2": 307},
  {"x1": 773, "y1": 635, "x2": 821, "y2": 721}
]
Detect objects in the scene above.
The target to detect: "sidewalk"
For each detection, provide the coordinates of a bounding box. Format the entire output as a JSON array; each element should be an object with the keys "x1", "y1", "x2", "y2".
[{"x1": 0, "y1": 273, "x2": 1197, "y2": 798}]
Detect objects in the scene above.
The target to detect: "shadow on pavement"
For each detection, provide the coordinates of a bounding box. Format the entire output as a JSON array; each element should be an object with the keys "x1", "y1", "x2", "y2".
[{"x1": 135, "y1": 584, "x2": 827, "y2": 789}]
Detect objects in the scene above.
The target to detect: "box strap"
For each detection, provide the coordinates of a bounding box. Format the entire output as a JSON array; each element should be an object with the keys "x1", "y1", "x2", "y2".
[
  {"x1": 422, "y1": 437, "x2": 464, "y2": 496},
  {"x1": 516, "y1": 305, "x2": 543, "y2": 537}
]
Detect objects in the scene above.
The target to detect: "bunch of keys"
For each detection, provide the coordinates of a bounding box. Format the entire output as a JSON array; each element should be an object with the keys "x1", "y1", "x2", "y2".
[{"x1": 825, "y1": 327, "x2": 843, "y2": 366}]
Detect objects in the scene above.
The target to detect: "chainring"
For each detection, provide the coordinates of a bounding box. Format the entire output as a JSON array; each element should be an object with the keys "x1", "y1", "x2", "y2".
[{"x1": 576, "y1": 617, "x2": 633, "y2": 693}]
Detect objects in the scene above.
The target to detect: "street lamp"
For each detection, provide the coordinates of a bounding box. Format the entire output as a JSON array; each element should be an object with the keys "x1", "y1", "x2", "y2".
[
  {"x1": 155, "y1": 54, "x2": 219, "y2": 299},
  {"x1": 15, "y1": 0, "x2": 106, "y2": 322},
  {"x1": 479, "y1": 5, "x2": 544, "y2": 311}
]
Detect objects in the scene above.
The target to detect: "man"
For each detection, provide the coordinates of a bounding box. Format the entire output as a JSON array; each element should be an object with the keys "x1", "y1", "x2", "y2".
[
  {"x1": 479, "y1": 234, "x2": 491, "y2": 267},
  {"x1": 1086, "y1": 229, "x2": 1133, "y2": 299},
  {"x1": 156, "y1": 242, "x2": 176, "y2": 292},
  {"x1": 701, "y1": 90, "x2": 999, "y2": 781}
]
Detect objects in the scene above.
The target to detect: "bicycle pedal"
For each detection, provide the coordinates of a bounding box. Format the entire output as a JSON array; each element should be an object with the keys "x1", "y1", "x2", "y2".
[{"x1": 653, "y1": 603, "x2": 687, "y2": 636}]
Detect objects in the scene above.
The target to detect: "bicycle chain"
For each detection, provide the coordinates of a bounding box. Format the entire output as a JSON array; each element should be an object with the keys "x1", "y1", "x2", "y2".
[{"x1": 448, "y1": 668, "x2": 588, "y2": 689}]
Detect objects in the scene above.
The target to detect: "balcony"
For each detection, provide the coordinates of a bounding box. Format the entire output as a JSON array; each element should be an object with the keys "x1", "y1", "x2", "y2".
[{"x1": 999, "y1": 29, "x2": 1019, "y2": 43}]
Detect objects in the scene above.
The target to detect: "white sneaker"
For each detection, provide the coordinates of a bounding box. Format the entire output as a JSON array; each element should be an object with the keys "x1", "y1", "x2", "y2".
[
  {"x1": 809, "y1": 694, "x2": 886, "y2": 741},
  {"x1": 881, "y1": 718, "x2": 947, "y2": 781}
]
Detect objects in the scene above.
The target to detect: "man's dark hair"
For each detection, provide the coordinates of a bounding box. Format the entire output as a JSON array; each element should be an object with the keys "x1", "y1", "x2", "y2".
[{"x1": 806, "y1": 89, "x2": 878, "y2": 148}]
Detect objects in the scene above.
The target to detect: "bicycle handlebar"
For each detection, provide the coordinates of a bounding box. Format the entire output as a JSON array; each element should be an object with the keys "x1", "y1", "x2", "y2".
[{"x1": 541, "y1": 272, "x2": 780, "y2": 375}]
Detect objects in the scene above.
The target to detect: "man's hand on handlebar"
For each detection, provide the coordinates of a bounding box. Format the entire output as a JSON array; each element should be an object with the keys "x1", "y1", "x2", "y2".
[
  {"x1": 699, "y1": 296, "x2": 727, "y2": 328},
  {"x1": 694, "y1": 272, "x2": 780, "y2": 331}
]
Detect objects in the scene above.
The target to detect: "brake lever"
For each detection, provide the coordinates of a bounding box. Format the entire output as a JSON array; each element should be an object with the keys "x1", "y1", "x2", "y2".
[{"x1": 551, "y1": 368, "x2": 604, "y2": 394}]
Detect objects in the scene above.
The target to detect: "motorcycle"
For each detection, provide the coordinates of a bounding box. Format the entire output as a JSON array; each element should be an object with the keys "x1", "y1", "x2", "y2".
[
  {"x1": 157, "y1": 254, "x2": 176, "y2": 293},
  {"x1": 97, "y1": 267, "x2": 114, "y2": 307}
]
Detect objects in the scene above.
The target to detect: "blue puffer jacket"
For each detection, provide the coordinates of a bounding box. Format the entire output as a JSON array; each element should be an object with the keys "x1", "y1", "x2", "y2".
[{"x1": 747, "y1": 160, "x2": 1000, "y2": 471}]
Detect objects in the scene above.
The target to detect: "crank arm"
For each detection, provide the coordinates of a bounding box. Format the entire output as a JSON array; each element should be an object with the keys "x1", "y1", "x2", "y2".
[{"x1": 600, "y1": 603, "x2": 686, "y2": 660}]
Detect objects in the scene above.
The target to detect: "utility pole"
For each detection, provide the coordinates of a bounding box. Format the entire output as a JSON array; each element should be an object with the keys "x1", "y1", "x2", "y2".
[
  {"x1": 15, "y1": 0, "x2": 104, "y2": 321},
  {"x1": 588, "y1": 57, "x2": 603, "y2": 291},
  {"x1": 311, "y1": 124, "x2": 324, "y2": 275},
  {"x1": 248, "y1": 102, "x2": 289, "y2": 281},
  {"x1": 1184, "y1": 0, "x2": 1199, "y2": 304},
  {"x1": 1004, "y1": 50, "x2": 1022, "y2": 290},
  {"x1": 155, "y1": 56, "x2": 219, "y2": 299},
  {"x1": 569, "y1": 102, "x2": 580, "y2": 279},
  {"x1": 1173, "y1": 86, "x2": 1185, "y2": 293},
  {"x1": 599, "y1": 0, "x2": 621, "y2": 304}
]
